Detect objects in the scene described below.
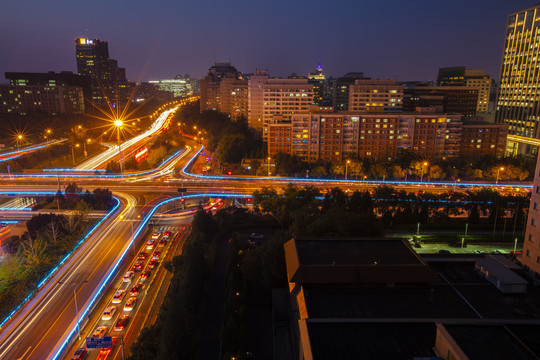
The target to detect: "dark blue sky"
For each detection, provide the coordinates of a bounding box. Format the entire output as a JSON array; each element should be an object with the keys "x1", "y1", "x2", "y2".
[{"x1": 0, "y1": 0, "x2": 535, "y2": 82}]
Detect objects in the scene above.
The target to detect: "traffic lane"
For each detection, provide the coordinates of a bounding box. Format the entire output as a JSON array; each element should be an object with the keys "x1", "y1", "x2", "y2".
[
  {"x1": 0, "y1": 195, "x2": 129, "y2": 358},
  {"x1": 109, "y1": 228, "x2": 190, "y2": 360},
  {"x1": 0, "y1": 196, "x2": 137, "y2": 360},
  {"x1": 66, "y1": 227, "x2": 185, "y2": 360},
  {"x1": 26, "y1": 214, "x2": 135, "y2": 360}
]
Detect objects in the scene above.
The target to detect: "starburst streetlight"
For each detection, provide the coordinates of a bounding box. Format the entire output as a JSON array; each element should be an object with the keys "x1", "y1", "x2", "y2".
[{"x1": 115, "y1": 119, "x2": 124, "y2": 175}]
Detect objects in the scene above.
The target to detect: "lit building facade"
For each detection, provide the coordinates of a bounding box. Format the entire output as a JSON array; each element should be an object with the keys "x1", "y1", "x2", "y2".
[
  {"x1": 524, "y1": 154, "x2": 540, "y2": 280},
  {"x1": 332, "y1": 72, "x2": 368, "y2": 111},
  {"x1": 75, "y1": 38, "x2": 132, "y2": 108},
  {"x1": 268, "y1": 110, "x2": 506, "y2": 162},
  {"x1": 348, "y1": 80, "x2": 403, "y2": 112},
  {"x1": 0, "y1": 85, "x2": 85, "y2": 114},
  {"x1": 148, "y1": 75, "x2": 198, "y2": 98},
  {"x1": 219, "y1": 77, "x2": 249, "y2": 121},
  {"x1": 438, "y1": 67, "x2": 491, "y2": 113},
  {"x1": 496, "y1": 4, "x2": 540, "y2": 155},
  {"x1": 199, "y1": 62, "x2": 241, "y2": 113},
  {"x1": 248, "y1": 71, "x2": 314, "y2": 139},
  {"x1": 404, "y1": 86, "x2": 479, "y2": 117}
]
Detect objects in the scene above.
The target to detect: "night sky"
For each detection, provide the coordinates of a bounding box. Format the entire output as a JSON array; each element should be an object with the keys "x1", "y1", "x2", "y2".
[{"x1": 0, "y1": 0, "x2": 535, "y2": 83}]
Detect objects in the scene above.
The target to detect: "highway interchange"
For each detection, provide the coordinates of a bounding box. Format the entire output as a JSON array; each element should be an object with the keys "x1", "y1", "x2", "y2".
[{"x1": 0, "y1": 98, "x2": 533, "y2": 360}]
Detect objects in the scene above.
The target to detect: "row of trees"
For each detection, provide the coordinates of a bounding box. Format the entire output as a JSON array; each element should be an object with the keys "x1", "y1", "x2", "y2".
[
  {"x1": 175, "y1": 103, "x2": 265, "y2": 164},
  {"x1": 262, "y1": 150, "x2": 534, "y2": 181}
]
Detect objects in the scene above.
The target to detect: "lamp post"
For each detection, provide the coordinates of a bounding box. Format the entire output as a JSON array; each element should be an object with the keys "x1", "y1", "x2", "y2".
[
  {"x1": 267, "y1": 157, "x2": 271, "y2": 177},
  {"x1": 496, "y1": 166, "x2": 504, "y2": 184},
  {"x1": 84, "y1": 139, "x2": 90, "y2": 158},
  {"x1": 16, "y1": 135, "x2": 23, "y2": 151},
  {"x1": 345, "y1": 160, "x2": 351, "y2": 180},
  {"x1": 115, "y1": 119, "x2": 123, "y2": 175},
  {"x1": 58, "y1": 280, "x2": 87, "y2": 340},
  {"x1": 71, "y1": 144, "x2": 79, "y2": 165},
  {"x1": 420, "y1": 162, "x2": 428, "y2": 182}
]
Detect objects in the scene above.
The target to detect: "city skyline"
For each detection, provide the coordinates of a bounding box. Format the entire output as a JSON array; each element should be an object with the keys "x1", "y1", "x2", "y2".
[{"x1": 0, "y1": 0, "x2": 535, "y2": 82}]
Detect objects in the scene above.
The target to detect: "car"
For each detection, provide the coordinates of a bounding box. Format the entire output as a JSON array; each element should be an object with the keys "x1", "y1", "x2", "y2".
[
  {"x1": 158, "y1": 238, "x2": 167, "y2": 247},
  {"x1": 138, "y1": 270, "x2": 150, "y2": 283},
  {"x1": 114, "y1": 315, "x2": 130, "y2": 331},
  {"x1": 151, "y1": 232, "x2": 161, "y2": 240},
  {"x1": 102, "y1": 306, "x2": 116, "y2": 320},
  {"x1": 70, "y1": 348, "x2": 87, "y2": 360},
  {"x1": 112, "y1": 289, "x2": 125, "y2": 303},
  {"x1": 146, "y1": 239, "x2": 156, "y2": 249},
  {"x1": 152, "y1": 250, "x2": 161, "y2": 260},
  {"x1": 137, "y1": 252, "x2": 147, "y2": 260},
  {"x1": 148, "y1": 260, "x2": 159, "y2": 269},
  {"x1": 92, "y1": 326, "x2": 108, "y2": 338},
  {"x1": 129, "y1": 283, "x2": 143, "y2": 296},
  {"x1": 133, "y1": 260, "x2": 144, "y2": 271},
  {"x1": 473, "y1": 250, "x2": 486, "y2": 255},
  {"x1": 438, "y1": 250, "x2": 451, "y2": 254},
  {"x1": 122, "y1": 271, "x2": 134, "y2": 282},
  {"x1": 163, "y1": 231, "x2": 171, "y2": 238},
  {"x1": 492, "y1": 250, "x2": 503, "y2": 254},
  {"x1": 124, "y1": 297, "x2": 138, "y2": 311},
  {"x1": 99, "y1": 347, "x2": 111, "y2": 356}
]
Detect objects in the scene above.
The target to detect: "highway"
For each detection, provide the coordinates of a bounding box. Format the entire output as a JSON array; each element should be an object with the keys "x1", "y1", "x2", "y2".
[{"x1": 0, "y1": 190, "x2": 138, "y2": 360}]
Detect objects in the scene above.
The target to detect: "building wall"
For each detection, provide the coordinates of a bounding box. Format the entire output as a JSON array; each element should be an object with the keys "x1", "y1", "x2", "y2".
[
  {"x1": 219, "y1": 77, "x2": 248, "y2": 121},
  {"x1": 348, "y1": 80, "x2": 403, "y2": 112},
  {"x1": 267, "y1": 112, "x2": 506, "y2": 162},
  {"x1": 261, "y1": 79, "x2": 314, "y2": 141},
  {"x1": 495, "y1": 5, "x2": 540, "y2": 155},
  {"x1": 523, "y1": 153, "x2": 540, "y2": 279},
  {"x1": 0, "y1": 85, "x2": 85, "y2": 114},
  {"x1": 460, "y1": 123, "x2": 508, "y2": 158}
]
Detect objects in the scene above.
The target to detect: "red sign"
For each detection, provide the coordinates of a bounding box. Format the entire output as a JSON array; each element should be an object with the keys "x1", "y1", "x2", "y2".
[{"x1": 134, "y1": 146, "x2": 149, "y2": 162}]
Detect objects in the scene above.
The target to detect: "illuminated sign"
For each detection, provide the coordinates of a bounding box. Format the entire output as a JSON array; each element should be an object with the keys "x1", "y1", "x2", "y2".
[
  {"x1": 80, "y1": 38, "x2": 86, "y2": 44},
  {"x1": 134, "y1": 146, "x2": 149, "y2": 162}
]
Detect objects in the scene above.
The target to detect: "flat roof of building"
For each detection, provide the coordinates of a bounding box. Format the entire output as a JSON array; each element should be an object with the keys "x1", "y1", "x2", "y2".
[
  {"x1": 444, "y1": 324, "x2": 540, "y2": 360},
  {"x1": 306, "y1": 321, "x2": 437, "y2": 359},
  {"x1": 303, "y1": 284, "x2": 479, "y2": 319},
  {"x1": 294, "y1": 238, "x2": 423, "y2": 266}
]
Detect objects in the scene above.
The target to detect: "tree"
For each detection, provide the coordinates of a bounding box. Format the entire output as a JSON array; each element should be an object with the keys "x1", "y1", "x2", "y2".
[
  {"x1": 106, "y1": 160, "x2": 121, "y2": 174},
  {"x1": 427, "y1": 165, "x2": 445, "y2": 180},
  {"x1": 370, "y1": 163, "x2": 387, "y2": 180},
  {"x1": 21, "y1": 234, "x2": 47, "y2": 269},
  {"x1": 391, "y1": 165, "x2": 406, "y2": 180}
]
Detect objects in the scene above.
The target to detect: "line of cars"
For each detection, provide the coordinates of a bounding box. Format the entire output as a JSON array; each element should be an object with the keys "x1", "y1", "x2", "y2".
[{"x1": 70, "y1": 230, "x2": 175, "y2": 360}]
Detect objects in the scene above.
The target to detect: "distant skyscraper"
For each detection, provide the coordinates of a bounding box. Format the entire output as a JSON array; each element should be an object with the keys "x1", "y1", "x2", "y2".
[
  {"x1": 308, "y1": 63, "x2": 326, "y2": 105},
  {"x1": 75, "y1": 38, "x2": 131, "y2": 108},
  {"x1": 199, "y1": 62, "x2": 241, "y2": 113},
  {"x1": 495, "y1": 4, "x2": 540, "y2": 155},
  {"x1": 332, "y1": 72, "x2": 369, "y2": 111}
]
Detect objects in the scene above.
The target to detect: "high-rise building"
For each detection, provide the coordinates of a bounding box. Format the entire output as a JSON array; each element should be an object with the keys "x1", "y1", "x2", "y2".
[
  {"x1": 308, "y1": 63, "x2": 326, "y2": 105},
  {"x1": 438, "y1": 67, "x2": 491, "y2": 113},
  {"x1": 75, "y1": 38, "x2": 132, "y2": 108},
  {"x1": 524, "y1": 155, "x2": 540, "y2": 279},
  {"x1": 496, "y1": 4, "x2": 540, "y2": 155},
  {"x1": 199, "y1": 62, "x2": 241, "y2": 113},
  {"x1": 219, "y1": 77, "x2": 249, "y2": 121},
  {"x1": 332, "y1": 72, "x2": 369, "y2": 111},
  {"x1": 403, "y1": 86, "x2": 478, "y2": 117},
  {"x1": 248, "y1": 71, "x2": 314, "y2": 139},
  {"x1": 348, "y1": 80, "x2": 403, "y2": 112}
]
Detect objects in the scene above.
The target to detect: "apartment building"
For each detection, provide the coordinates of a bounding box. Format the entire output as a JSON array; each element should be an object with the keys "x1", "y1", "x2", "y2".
[{"x1": 348, "y1": 80, "x2": 403, "y2": 112}]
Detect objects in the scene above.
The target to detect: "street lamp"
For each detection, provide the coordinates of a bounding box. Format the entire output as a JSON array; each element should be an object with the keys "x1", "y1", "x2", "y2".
[
  {"x1": 115, "y1": 119, "x2": 124, "y2": 175},
  {"x1": 496, "y1": 166, "x2": 504, "y2": 184},
  {"x1": 345, "y1": 160, "x2": 351, "y2": 180},
  {"x1": 16, "y1": 134, "x2": 23, "y2": 151},
  {"x1": 267, "y1": 157, "x2": 271, "y2": 177},
  {"x1": 58, "y1": 280, "x2": 87, "y2": 340},
  {"x1": 71, "y1": 144, "x2": 79, "y2": 165},
  {"x1": 84, "y1": 139, "x2": 91, "y2": 158},
  {"x1": 420, "y1": 162, "x2": 428, "y2": 182}
]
